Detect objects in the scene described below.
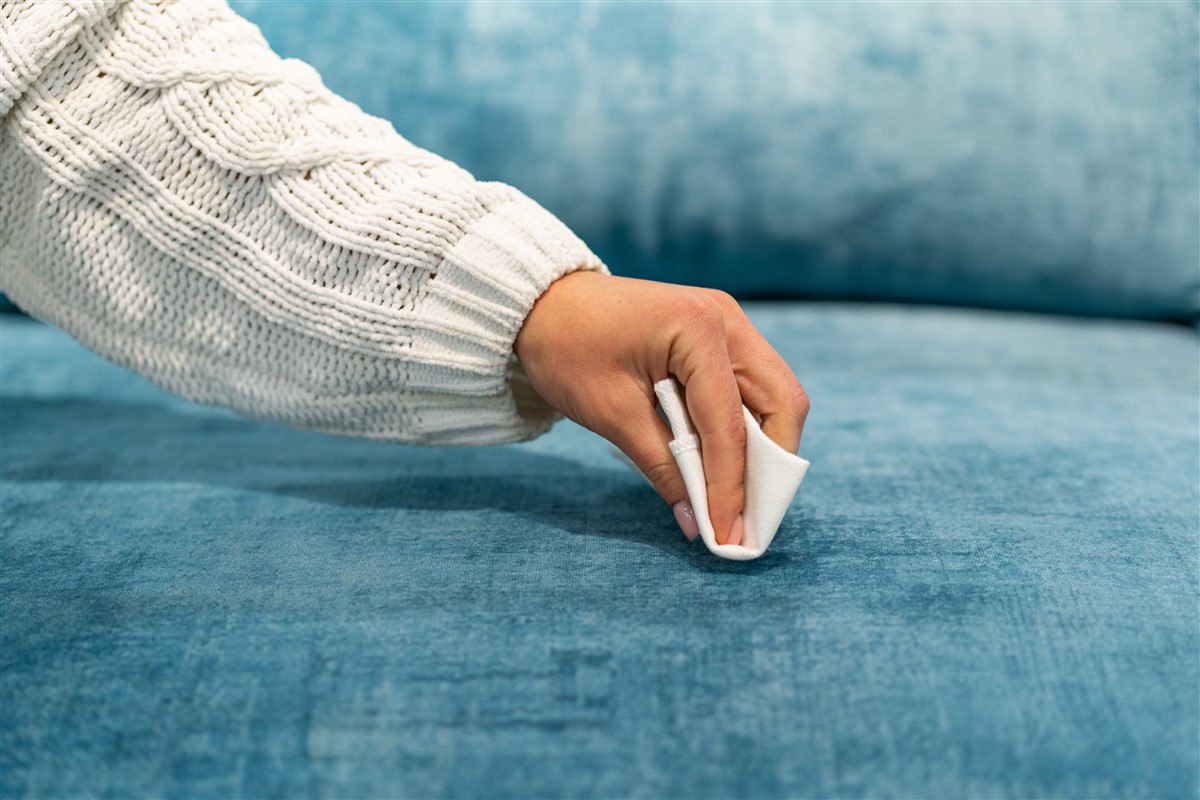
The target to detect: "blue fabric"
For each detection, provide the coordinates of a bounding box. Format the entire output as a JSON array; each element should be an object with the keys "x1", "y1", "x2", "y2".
[
  {"x1": 224, "y1": 0, "x2": 1200, "y2": 320},
  {"x1": 2, "y1": 306, "x2": 1196, "y2": 798}
]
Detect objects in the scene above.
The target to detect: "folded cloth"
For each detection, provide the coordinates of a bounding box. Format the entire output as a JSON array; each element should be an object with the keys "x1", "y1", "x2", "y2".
[{"x1": 611, "y1": 377, "x2": 810, "y2": 561}]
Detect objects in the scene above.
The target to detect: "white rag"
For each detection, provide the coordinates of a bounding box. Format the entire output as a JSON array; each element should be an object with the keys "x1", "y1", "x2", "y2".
[{"x1": 610, "y1": 377, "x2": 810, "y2": 561}]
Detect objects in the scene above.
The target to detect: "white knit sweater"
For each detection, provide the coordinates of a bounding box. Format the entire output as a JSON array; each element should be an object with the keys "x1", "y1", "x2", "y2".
[{"x1": 0, "y1": 0, "x2": 609, "y2": 445}]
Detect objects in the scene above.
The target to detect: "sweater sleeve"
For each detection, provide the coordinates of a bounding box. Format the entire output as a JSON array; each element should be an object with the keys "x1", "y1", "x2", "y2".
[{"x1": 0, "y1": 0, "x2": 610, "y2": 446}]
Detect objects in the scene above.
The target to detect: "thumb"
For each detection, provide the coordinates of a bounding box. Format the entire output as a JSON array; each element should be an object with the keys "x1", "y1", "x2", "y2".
[{"x1": 604, "y1": 407, "x2": 698, "y2": 541}]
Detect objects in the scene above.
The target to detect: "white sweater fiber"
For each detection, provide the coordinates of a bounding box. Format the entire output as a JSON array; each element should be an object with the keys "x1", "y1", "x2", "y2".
[{"x1": 0, "y1": 0, "x2": 609, "y2": 445}]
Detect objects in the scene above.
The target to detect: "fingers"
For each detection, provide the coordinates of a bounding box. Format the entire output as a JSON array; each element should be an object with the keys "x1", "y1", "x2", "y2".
[
  {"x1": 609, "y1": 412, "x2": 687, "y2": 507},
  {"x1": 600, "y1": 388, "x2": 696, "y2": 539},
  {"x1": 703, "y1": 290, "x2": 811, "y2": 455},
  {"x1": 757, "y1": 382, "x2": 810, "y2": 455},
  {"x1": 667, "y1": 297, "x2": 747, "y2": 546},
  {"x1": 733, "y1": 355, "x2": 809, "y2": 455}
]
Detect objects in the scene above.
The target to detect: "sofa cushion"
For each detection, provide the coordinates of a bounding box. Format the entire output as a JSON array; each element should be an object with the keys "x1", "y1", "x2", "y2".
[
  {"x1": 2, "y1": 306, "x2": 1196, "y2": 797},
  {"x1": 227, "y1": 1, "x2": 1199, "y2": 319}
]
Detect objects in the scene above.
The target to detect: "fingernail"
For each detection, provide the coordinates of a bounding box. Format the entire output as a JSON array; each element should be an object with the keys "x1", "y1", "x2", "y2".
[
  {"x1": 673, "y1": 500, "x2": 699, "y2": 541},
  {"x1": 727, "y1": 513, "x2": 744, "y2": 546}
]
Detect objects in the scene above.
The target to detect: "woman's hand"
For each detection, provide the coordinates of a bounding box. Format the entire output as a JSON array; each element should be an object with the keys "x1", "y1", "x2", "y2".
[{"x1": 513, "y1": 270, "x2": 810, "y2": 545}]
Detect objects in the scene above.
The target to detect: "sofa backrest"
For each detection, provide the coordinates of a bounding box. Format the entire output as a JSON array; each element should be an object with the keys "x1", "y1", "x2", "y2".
[{"x1": 203, "y1": 4, "x2": 1200, "y2": 318}]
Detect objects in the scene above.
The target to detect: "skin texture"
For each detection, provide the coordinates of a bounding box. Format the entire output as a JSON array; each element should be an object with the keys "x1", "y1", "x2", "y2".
[{"x1": 513, "y1": 270, "x2": 810, "y2": 545}]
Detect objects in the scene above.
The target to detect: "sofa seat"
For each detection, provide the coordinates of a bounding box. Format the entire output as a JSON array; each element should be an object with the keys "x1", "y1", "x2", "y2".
[{"x1": 2, "y1": 303, "x2": 1196, "y2": 798}]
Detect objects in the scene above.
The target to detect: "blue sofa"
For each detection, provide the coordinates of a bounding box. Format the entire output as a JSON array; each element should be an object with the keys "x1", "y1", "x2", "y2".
[{"x1": 3, "y1": 3, "x2": 1197, "y2": 798}]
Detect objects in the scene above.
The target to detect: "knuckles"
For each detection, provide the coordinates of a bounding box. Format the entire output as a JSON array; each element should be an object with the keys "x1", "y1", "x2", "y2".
[
  {"x1": 642, "y1": 459, "x2": 684, "y2": 499},
  {"x1": 705, "y1": 288, "x2": 741, "y2": 315},
  {"x1": 670, "y1": 292, "x2": 726, "y2": 335},
  {"x1": 790, "y1": 381, "x2": 811, "y2": 421},
  {"x1": 724, "y1": 412, "x2": 749, "y2": 451}
]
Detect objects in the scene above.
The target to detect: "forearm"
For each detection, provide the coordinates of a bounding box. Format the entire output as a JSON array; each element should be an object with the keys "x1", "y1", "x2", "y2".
[{"x1": 0, "y1": 0, "x2": 609, "y2": 445}]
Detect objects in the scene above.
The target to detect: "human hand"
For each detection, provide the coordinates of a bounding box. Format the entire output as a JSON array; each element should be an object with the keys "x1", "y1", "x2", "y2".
[{"x1": 513, "y1": 271, "x2": 810, "y2": 545}]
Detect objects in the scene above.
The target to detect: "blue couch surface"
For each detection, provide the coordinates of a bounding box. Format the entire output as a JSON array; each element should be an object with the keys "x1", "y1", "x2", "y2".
[
  {"x1": 227, "y1": 0, "x2": 1200, "y2": 320},
  {"x1": 3, "y1": 305, "x2": 1196, "y2": 799}
]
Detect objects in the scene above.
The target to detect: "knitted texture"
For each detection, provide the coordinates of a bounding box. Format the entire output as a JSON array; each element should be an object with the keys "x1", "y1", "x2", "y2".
[{"x1": 0, "y1": 0, "x2": 609, "y2": 445}]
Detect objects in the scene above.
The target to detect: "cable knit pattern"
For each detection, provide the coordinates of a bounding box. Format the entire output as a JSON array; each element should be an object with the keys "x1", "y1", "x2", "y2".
[{"x1": 0, "y1": 0, "x2": 608, "y2": 445}]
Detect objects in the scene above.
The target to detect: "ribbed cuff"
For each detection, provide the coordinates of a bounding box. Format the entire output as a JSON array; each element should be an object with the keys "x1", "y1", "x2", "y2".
[{"x1": 413, "y1": 184, "x2": 611, "y2": 444}]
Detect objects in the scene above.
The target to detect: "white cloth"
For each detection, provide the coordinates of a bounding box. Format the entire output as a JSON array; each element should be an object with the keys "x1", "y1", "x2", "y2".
[
  {"x1": 613, "y1": 377, "x2": 810, "y2": 561},
  {"x1": 0, "y1": 0, "x2": 608, "y2": 447}
]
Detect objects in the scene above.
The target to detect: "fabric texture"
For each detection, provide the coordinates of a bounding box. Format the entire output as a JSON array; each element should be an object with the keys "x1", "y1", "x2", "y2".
[
  {"x1": 227, "y1": 0, "x2": 1200, "y2": 319},
  {"x1": 0, "y1": 0, "x2": 608, "y2": 446},
  {"x1": 3, "y1": 303, "x2": 1196, "y2": 798},
  {"x1": 645, "y1": 376, "x2": 809, "y2": 561}
]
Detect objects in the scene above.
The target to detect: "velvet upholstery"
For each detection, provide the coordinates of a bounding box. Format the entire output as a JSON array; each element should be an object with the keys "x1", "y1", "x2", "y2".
[
  {"x1": 3, "y1": 306, "x2": 1196, "y2": 798},
  {"x1": 226, "y1": 0, "x2": 1200, "y2": 319}
]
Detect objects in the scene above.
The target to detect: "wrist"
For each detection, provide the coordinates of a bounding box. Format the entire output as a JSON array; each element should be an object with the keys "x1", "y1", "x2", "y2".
[{"x1": 514, "y1": 268, "x2": 608, "y2": 363}]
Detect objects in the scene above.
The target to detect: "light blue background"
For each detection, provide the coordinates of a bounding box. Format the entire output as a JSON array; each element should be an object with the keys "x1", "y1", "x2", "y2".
[{"x1": 229, "y1": 0, "x2": 1199, "y2": 319}]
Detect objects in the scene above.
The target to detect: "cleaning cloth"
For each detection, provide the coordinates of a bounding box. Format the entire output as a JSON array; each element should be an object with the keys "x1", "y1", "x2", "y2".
[{"x1": 611, "y1": 376, "x2": 810, "y2": 561}]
